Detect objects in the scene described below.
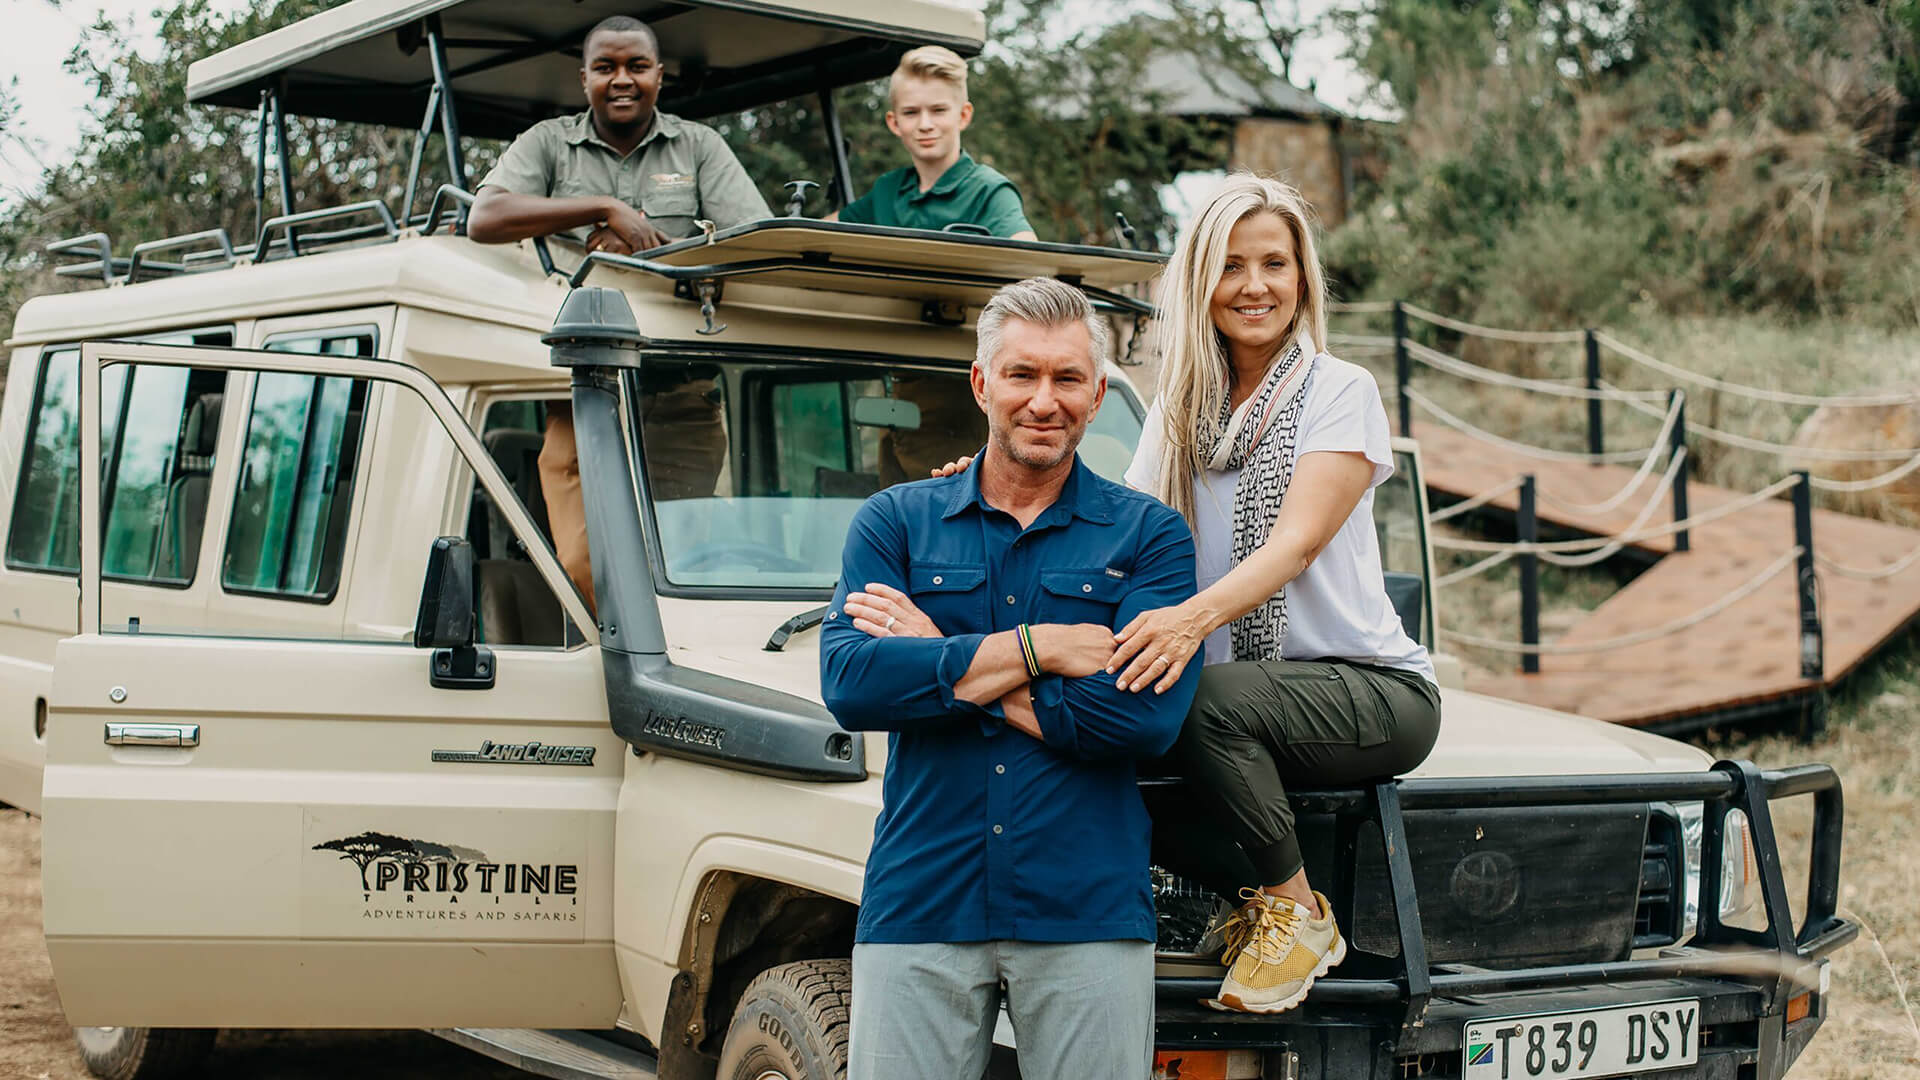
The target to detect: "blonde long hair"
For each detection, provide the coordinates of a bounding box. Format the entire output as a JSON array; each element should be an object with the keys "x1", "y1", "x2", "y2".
[{"x1": 1150, "y1": 173, "x2": 1331, "y2": 525}]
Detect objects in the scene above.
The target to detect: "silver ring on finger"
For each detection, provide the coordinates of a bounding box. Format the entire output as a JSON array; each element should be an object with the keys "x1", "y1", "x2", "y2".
[
  {"x1": 1152, "y1": 656, "x2": 1169, "y2": 667},
  {"x1": 885, "y1": 615, "x2": 897, "y2": 631}
]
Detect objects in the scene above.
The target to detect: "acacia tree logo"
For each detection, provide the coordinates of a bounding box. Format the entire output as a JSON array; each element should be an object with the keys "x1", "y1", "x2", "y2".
[
  {"x1": 313, "y1": 832, "x2": 416, "y2": 890},
  {"x1": 312, "y1": 832, "x2": 493, "y2": 891}
]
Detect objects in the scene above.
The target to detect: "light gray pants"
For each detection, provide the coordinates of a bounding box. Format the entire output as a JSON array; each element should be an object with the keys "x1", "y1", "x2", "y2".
[{"x1": 848, "y1": 939, "x2": 1155, "y2": 1080}]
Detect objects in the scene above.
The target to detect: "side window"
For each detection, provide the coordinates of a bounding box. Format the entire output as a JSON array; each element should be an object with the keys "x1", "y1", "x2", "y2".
[
  {"x1": 221, "y1": 330, "x2": 374, "y2": 602},
  {"x1": 470, "y1": 397, "x2": 576, "y2": 647},
  {"x1": 7, "y1": 348, "x2": 226, "y2": 585}
]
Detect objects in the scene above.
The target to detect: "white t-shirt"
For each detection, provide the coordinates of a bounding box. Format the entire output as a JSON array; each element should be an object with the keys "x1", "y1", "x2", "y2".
[{"x1": 1125, "y1": 354, "x2": 1436, "y2": 682}]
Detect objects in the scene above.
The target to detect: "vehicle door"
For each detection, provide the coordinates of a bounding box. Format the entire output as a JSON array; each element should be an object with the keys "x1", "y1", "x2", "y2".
[
  {"x1": 0, "y1": 327, "x2": 235, "y2": 813},
  {"x1": 42, "y1": 340, "x2": 622, "y2": 1028}
]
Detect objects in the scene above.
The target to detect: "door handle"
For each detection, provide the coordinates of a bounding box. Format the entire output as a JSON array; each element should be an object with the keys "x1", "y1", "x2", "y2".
[{"x1": 104, "y1": 723, "x2": 200, "y2": 748}]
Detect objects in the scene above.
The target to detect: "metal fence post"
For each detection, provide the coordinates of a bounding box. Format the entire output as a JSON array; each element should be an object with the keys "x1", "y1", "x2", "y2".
[
  {"x1": 1585, "y1": 329, "x2": 1603, "y2": 462},
  {"x1": 1520, "y1": 474, "x2": 1540, "y2": 674},
  {"x1": 1393, "y1": 301, "x2": 1411, "y2": 437},
  {"x1": 1669, "y1": 389, "x2": 1690, "y2": 553},
  {"x1": 1794, "y1": 471, "x2": 1823, "y2": 684}
]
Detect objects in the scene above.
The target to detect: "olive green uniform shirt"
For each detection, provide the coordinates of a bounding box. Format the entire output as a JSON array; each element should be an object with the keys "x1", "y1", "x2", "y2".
[
  {"x1": 479, "y1": 110, "x2": 770, "y2": 242},
  {"x1": 838, "y1": 151, "x2": 1033, "y2": 237}
]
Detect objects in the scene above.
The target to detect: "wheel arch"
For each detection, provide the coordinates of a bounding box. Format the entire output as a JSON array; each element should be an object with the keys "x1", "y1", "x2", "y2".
[{"x1": 657, "y1": 842, "x2": 861, "y2": 1079}]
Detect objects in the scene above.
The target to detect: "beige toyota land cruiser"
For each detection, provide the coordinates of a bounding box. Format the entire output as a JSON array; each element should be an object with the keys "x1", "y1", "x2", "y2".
[{"x1": 0, "y1": 1, "x2": 1853, "y2": 1078}]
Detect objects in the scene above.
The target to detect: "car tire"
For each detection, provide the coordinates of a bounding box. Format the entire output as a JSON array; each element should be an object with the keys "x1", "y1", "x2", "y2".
[
  {"x1": 714, "y1": 958, "x2": 851, "y2": 1080},
  {"x1": 72, "y1": 1026, "x2": 217, "y2": 1080}
]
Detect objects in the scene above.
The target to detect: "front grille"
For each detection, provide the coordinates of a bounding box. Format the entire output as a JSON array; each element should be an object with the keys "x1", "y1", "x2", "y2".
[
  {"x1": 1343, "y1": 804, "x2": 1649, "y2": 967},
  {"x1": 1151, "y1": 802, "x2": 1653, "y2": 968},
  {"x1": 1634, "y1": 806, "x2": 1685, "y2": 948}
]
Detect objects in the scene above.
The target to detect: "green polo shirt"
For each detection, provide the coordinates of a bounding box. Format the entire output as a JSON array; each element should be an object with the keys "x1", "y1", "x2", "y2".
[
  {"x1": 839, "y1": 152, "x2": 1033, "y2": 238},
  {"x1": 479, "y1": 110, "x2": 771, "y2": 243}
]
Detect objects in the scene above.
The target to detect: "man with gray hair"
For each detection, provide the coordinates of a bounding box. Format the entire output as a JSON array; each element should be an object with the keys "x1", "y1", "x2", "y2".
[{"x1": 819, "y1": 276, "x2": 1202, "y2": 1078}]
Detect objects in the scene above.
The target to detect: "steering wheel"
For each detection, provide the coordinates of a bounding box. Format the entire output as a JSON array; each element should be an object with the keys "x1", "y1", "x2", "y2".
[{"x1": 674, "y1": 540, "x2": 811, "y2": 574}]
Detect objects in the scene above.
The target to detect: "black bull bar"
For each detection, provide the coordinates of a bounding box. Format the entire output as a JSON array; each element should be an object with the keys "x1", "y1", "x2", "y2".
[{"x1": 1144, "y1": 758, "x2": 1855, "y2": 1049}]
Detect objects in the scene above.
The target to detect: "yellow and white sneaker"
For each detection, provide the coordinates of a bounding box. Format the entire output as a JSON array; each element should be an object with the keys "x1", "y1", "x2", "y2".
[
  {"x1": 1195, "y1": 897, "x2": 1259, "y2": 965},
  {"x1": 1205, "y1": 889, "x2": 1346, "y2": 1014}
]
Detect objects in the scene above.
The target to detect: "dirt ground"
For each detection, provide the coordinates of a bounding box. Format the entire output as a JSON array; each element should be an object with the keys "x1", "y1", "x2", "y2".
[
  {"x1": 0, "y1": 809, "x2": 527, "y2": 1080},
  {"x1": 4, "y1": 715, "x2": 1917, "y2": 1080}
]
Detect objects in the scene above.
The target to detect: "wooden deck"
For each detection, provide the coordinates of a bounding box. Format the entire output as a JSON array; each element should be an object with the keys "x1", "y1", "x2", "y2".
[{"x1": 1412, "y1": 424, "x2": 1920, "y2": 729}]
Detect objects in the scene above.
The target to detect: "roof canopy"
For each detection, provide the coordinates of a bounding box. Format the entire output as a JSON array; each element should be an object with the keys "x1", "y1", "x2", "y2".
[{"x1": 186, "y1": 0, "x2": 986, "y2": 140}]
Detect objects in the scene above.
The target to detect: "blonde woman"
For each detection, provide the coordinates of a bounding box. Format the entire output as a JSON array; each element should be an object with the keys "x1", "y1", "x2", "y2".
[
  {"x1": 1110, "y1": 173, "x2": 1440, "y2": 1014},
  {"x1": 929, "y1": 174, "x2": 1440, "y2": 1013}
]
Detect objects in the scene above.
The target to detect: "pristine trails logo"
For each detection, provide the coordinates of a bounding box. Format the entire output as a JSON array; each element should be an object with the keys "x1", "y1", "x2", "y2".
[{"x1": 311, "y1": 831, "x2": 579, "y2": 924}]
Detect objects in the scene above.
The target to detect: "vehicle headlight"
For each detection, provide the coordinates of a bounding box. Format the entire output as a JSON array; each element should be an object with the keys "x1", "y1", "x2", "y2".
[{"x1": 1676, "y1": 802, "x2": 1763, "y2": 941}]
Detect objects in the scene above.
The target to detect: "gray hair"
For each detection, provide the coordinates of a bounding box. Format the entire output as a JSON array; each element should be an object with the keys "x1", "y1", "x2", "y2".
[{"x1": 973, "y1": 277, "x2": 1111, "y2": 373}]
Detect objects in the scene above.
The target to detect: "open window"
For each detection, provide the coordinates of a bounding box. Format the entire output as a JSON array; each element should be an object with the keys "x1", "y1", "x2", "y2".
[
  {"x1": 466, "y1": 395, "x2": 579, "y2": 647},
  {"x1": 8, "y1": 348, "x2": 228, "y2": 586}
]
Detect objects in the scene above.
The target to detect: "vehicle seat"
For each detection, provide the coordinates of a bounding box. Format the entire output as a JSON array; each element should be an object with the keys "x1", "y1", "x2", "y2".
[
  {"x1": 153, "y1": 392, "x2": 221, "y2": 581},
  {"x1": 814, "y1": 466, "x2": 880, "y2": 499},
  {"x1": 480, "y1": 428, "x2": 552, "y2": 558},
  {"x1": 475, "y1": 559, "x2": 565, "y2": 646},
  {"x1": 1383, "y1": 571, "x2": 1423, "y2": 643}
]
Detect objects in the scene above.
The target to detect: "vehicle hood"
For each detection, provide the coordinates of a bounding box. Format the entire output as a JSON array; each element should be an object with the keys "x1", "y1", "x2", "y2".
[{"x1": 658, "y1": 599, "x2": 1714, "y2": 778}]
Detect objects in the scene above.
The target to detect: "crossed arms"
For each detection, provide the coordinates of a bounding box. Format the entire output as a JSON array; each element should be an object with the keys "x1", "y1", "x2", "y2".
[{"x1": 818, "y1": 497, "x2": 1201, "y2": 760}]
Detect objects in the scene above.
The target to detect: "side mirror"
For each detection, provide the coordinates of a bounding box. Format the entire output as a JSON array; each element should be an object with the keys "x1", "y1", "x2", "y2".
[
  {"x1": 852, "y1": 396, "x2": 921, "y2": 431},
  {"x1": 413, "y1": 536, "x2": 494, "y2": 690}
]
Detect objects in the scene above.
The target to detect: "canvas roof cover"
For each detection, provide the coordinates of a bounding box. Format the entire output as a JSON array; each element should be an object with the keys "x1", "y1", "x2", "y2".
[{"x1": 186, "y1": 0, "x2": 985, "y2": 140}]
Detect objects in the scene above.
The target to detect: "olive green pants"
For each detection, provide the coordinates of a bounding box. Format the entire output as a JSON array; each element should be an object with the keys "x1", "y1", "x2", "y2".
[{"x1": 1149, "y1": 659, "x2": 1442, "y2": 896}]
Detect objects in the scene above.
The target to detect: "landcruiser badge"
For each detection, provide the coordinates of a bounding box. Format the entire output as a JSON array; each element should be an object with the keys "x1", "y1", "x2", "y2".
[{"x1": 431, "y1": 740, "x2": 596, "y2": 766}]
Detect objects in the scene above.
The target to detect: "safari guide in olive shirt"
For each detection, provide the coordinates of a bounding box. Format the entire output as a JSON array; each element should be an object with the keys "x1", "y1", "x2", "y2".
[
  {"x1": 467, "y1": 15, "x2": 763, "y2": 616},
  {"x1": 467, "y1": 15, "x2": 770, "y2": 253}
]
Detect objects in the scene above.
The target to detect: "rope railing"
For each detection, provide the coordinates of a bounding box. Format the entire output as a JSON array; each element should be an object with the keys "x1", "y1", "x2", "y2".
[
  {"x1": 1405, "y1": 340, "x2": 1666, "y2": 402},
  {"x1": 1536, "y1": 452, "x2": 1688, "y2": 568},
  {"x1": 1400, "y1": 302, "x2": 1588, "y2": 345},
  {"x1": 1806, "y1": 452, "x2": 1920, "y2": 493},
  {"x1": 1604, "y1": 388, "x2": 1920, "y2": 463},
  {"x1": 1429, "y1": 477, "x2": 1526, "y2": 523},
  {"x1": 1434, "y1": 550, "x2": 1515, "y2": 587},
  {"x1": 1814, "y1": 544, "x2": 1920, "y2": 581},
  {"x1": 1536, "y1": 399, "x2": 1685, "y2": 517},
  {"x1": 1406, "y1": 388, "x2": 1657, "y2": 465},
  {"x1": 1441, "y1": 546, "x2": 1802, "y2": 655},
  {"x1": 1431, "y1": 472, "x2": 1802, "y2": 555},
  {"x1": 1327, "y1": 301, "x2": 1845, "y2": 681},
  {"x1": 1595, "y1": 331, "x2": 1920, "y2": 408}
]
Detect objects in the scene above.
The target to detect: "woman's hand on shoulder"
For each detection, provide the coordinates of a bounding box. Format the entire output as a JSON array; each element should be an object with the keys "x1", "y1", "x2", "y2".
[
  {"x1": 929, "y1": 454, "x2": 974, "y2": 478},
  {"x1": 1108, "y1": 603, "x2": 1211, "y2": 694}
]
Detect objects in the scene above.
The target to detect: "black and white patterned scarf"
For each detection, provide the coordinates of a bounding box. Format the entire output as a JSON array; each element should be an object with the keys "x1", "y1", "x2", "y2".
[{"x1": 1195, "y1": 337, "x2": 1317, "y2": 662}]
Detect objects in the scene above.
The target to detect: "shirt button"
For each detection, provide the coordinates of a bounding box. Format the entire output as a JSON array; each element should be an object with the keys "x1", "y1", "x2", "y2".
[
  {"x1": 995, "y1": 764, "x2": 1006, "y2": 774},
  {"x1": 932, "y1": 575, "x2": 944, "y2": 585},
  {"x1": 1006, "y1": 595, "x2": 1017, "y2": 605},
  {"x1": 1082, "y1": 583, "x2": 1093, "y2": 593},
  {"x1": 992, "y1": 824, "x2": 1004, "y2": 835}
]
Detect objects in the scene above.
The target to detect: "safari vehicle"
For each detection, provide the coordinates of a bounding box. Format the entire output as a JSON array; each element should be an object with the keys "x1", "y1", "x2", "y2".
[{"x1": 0, "y1": 1, "x2": 1854, "y2": 1078}]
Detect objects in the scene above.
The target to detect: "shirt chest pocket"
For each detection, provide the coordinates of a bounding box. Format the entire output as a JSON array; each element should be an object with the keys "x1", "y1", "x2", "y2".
[
  {"x1": 908, "y1": 563, "x2": 986, "y2": 633},
  {"x1": 642, "y1": 185, "x2": 700, "y2": 225},
  {"x1": 1039, "y1": 568, "x2": 1130, "y2": 626}
]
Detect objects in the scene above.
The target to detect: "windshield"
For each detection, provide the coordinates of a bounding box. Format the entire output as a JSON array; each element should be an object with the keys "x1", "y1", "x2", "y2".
[{"x1": 632, "y1": 356, "x2": 1145, "y2": 591}]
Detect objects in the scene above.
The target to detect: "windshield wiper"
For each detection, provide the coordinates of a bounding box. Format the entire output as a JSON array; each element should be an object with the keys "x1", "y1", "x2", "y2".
[{"x1": 765, "y1": 605, "x2": 831, "y2": 652}]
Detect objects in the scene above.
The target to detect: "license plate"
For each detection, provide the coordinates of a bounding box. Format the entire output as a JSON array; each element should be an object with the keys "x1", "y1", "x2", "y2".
[{"x1": 1463, "y1": 999, "x2": 1700, "y2": 1080}]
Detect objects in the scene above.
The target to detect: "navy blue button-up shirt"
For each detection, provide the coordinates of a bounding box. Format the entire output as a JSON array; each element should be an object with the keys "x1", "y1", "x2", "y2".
[{"x1": 820, "y1": 455, "x2": 1201, "y2": 944}]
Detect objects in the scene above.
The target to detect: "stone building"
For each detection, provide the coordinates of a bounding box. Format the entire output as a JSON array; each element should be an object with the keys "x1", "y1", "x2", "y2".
[{"x1": 1142, "y1": 54, "x2": 1348, "y2": 226}]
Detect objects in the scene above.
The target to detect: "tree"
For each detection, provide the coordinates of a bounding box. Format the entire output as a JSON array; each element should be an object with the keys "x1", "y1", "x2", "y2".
[{"x1": 313, "y1": 832, "x2": 417, "y2": 891}]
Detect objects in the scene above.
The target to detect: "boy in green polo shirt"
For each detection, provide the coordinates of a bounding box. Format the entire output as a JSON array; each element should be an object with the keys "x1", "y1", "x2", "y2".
[{"x1": 829, "y1": 46, "x2": 1036, "y2": 240}]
